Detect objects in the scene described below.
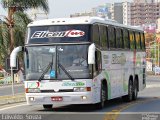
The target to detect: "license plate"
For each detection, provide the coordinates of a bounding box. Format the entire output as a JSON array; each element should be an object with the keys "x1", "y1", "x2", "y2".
[{"x1": 51, "y1": 97, "x2": 63, "y2": 101}]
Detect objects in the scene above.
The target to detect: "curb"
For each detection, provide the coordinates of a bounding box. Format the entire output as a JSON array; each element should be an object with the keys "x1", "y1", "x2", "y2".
[{"x1": 0, "y1": 93, "x2": 26, "y2": 105}]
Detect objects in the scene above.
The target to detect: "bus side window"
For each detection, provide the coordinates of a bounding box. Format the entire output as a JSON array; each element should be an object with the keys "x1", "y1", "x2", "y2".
[
  {"x1": 116, "y1": 28, "x2": 123, "y2": 49},
  {"x1": 93, "y1": 25, "x2": 100, "y2": 46},
  {"x1": 94, "y1": 50, "x2": 102, "y2": 76},
  {"x1": 129, "y1": 30, "x2": 136, "y2": 50},
  {"x1": 141, "y1": 32, "x2": 145, "y2": 50},
  {"x1": 108, "y1": 26, "x2": 116, "y2": 49},
  {"x1": 135, "y1": 32, "x2": 141, "y2": 50},
  {"x1": 121, "y1": 29, "x2": 124, "y2": 48},
  {"x1": 99, "y1": 25, "x2": 108, "y2": 49},
  {"x1": 139, "y1": 32, "x2": 142, "y2": 50},
  {"x1": 123, "y1": 29, "x2": 130, "y2": 49}
]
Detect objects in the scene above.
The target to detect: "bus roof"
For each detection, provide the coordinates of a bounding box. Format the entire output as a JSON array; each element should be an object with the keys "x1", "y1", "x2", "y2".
[{"x1": 28, "y1": 17, "x2": 143, "y2": 31}]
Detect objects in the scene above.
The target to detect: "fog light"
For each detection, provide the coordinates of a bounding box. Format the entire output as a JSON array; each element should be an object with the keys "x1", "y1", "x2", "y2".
[
  {"x1": 29, "y1": 97, "x2": 35, "y2": 101},
  {"x1": 81, "y1": 96, "x2": 87, "y2": 100}
]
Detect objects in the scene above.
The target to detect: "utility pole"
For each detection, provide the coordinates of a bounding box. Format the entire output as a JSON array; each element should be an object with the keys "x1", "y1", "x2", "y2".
[
  {"x1": 11, "y1": 67, "x2": 14, "y2": 96},
  {"x1": 158, "y1": 42, "x2": 160, "y2": 67}
]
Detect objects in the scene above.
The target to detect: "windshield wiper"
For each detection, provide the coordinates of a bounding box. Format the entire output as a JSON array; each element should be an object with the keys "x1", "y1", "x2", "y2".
[
  {"x1": 38, "y1": 62, "x2": 52, "y2": 82},
  {"x1": 57, "y1": 48, "x2": 74, "y2": 81},
  {"x1": 38, "y1": 51, "x2": 55, "y2": 82},
  {"x1": 58, "y1": 63, "x2": 74, "y2": 81}
]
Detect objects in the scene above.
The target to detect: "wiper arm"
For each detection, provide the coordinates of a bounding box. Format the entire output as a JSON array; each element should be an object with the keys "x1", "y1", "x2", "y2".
[
  {"x1": 58, "y1": 63, "x2": 74, "y2": 81},
  {"x1": 38, "y1": 62, "x2": 52, "y2": 82}
]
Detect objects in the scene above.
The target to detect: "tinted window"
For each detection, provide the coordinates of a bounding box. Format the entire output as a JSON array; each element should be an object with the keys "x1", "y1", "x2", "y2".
[
  {"x1": 94, "y1": 50, "x2": 102, "y2": 75},
  {"x1": 123, "y1": 29, "x2": 130, "y2": 49},
  {"x1": 93, "y1": 25, "x2": 100, "y2": 46},
  {"x1": 99, "y1": 25, "x2": 108, "y2": 49},
  {"x1": 129, "y1": 30, "x2": 136, "y2": 50},
  {"x1": 116, "y1": 28, "x2": 123, "y2": 48},
  {"x1": 25, "y1": 45, "x2": 91, "y2": 80},
  {"x1": 135, "y1": 32, "x2": 141, "y2": 50},
  {"x1": 28, "y1": 25, "x2": 90, "y2": 44},
  {"x1": 141, "y1": 32, "x2": 145, "y2": 50},
  {"x1": 108, "y1": 26, "x2": 116, "y2": 48}
]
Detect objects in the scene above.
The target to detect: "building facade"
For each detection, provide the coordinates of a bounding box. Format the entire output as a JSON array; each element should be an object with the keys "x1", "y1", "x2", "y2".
[
  {"x1": 110, "y1": 3, "x2": 123, "y2": 24},
  {"x1": 70, "y1": 4, "x2": 111, "y2": 19},
  {"x1": 123, "y1": 2, "x2": 131, "y2": 25},
  {"x1": 70, "y1": 12, "x2": 94, "y2": 18},
  {"x1": 123, "y1": 1, "x2": 160, "y2": 26},
  {"x1": 157, "y1": 18, "x2": 160, "y2": 32},
  {"x1": 70, "y1": 1, "x2": 160, "y2": 26}
]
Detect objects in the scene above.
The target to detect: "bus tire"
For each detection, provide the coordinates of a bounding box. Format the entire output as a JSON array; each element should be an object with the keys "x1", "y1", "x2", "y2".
[
  {"x1": 122, "y1": 80, "x2": 133, "y2": 102},
  {"x1": 43, "y1": 104, "x2": 53, "y2": 110},
  {"x1": 96, "y1": 83, "x2": 106, "y2": 109},
  {"x1": 133, "y1": 80, "x2": 138, "y2": 100}
]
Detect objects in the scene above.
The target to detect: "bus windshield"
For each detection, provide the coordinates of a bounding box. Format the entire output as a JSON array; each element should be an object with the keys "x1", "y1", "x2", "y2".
[
  {"x1": 25, "y1": 45, "x2": 92, "y2": 80},
  {"x1": 27, "y1": 25, "x2": 90, "y2": 44}
]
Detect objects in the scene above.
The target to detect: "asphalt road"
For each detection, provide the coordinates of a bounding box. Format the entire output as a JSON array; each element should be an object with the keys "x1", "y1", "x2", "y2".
[
  {"x1": 0, "y1": 84, "x2": 25, "y2": 96},
  {"x1": 0, "y1": 76, "x2": 160, "y2": 120}
]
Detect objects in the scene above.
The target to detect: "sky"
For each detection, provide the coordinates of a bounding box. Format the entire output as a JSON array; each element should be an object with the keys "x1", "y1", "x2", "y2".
[
  {"x1": 0, "y1": 0, "x2": 128, "y2": 19},
  {"x1": 48, "y1": 0, "x2": 125, "y2": 18}
]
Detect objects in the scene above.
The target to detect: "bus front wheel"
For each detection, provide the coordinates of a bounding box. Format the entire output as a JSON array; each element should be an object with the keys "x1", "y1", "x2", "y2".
[
  {"x1": 43, "y1": 105, "x2": 53, "y2": 110},
  {"x1": 95, "y1": 83, "x2": 106, "y2": 109}
]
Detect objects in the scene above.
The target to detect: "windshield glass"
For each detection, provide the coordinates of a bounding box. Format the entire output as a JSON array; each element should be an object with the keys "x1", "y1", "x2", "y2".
[
  {"x1": 25, "y1": 46, "x2": 56, "y2": 80},
  {"x1": 27, "y1": 25, "x2": 90, "y2": 44},
  {"x1": 25, "y1": 45, "x2": 92, "y2": 80}
]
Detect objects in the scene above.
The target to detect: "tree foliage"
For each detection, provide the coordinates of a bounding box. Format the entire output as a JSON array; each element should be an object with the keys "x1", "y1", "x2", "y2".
[
  {"x1": 0, "y1": 12, "x2": 32, "y2": 67},
  {"x1": 0, "y1": 0, "x2": 49, "y2": 68},
  {"x1": 1, "y1": 0, "x2": 49, "y2": 12}
]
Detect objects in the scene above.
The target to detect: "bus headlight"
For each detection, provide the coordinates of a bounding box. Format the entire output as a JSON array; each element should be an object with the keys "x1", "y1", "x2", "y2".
[
  {"x1": 26, "y1": 88, "x2": 40, "y2": 93},
  {"x1": 73, "y1": 87, "x2": 91, "y2": 92}
]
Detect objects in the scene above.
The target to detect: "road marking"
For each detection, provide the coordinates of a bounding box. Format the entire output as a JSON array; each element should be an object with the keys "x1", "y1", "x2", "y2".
[
  {"x1": 0, "y1": 103, "x2": 27, "y2": 111},
  {"x1": 104, "y1": 97, "x2": 160, "y2": 120},
  {"x1": 146, "y1": 84, "x2": 160, "y2": 88}
]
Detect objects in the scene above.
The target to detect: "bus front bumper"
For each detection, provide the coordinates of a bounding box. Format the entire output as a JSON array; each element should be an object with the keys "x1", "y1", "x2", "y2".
[{"x1": 26, "y1": 92, "x2": 95, "y2": 105}]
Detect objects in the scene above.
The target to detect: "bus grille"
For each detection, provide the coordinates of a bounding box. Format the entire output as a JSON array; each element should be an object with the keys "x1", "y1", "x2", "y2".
[{"x1": 40, "y1": 89, "x2": 73, "y2": 93}]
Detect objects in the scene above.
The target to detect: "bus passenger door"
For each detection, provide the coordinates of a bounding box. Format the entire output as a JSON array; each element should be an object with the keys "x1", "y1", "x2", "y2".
[
  {"x1": 94, "y1": 51, "x2": 102, "y2": 75},
  {"x1": 92, "y1": 50, "x2": 103, "y2": 101}
]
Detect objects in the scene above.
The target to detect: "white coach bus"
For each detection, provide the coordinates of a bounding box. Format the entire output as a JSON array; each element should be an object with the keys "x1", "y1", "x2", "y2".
[{"x1": 11, "y1": 17, "x2": 146, "y2": 109}]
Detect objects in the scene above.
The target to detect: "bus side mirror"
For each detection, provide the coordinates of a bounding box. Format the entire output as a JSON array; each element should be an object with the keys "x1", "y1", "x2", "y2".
[
  {"x1": 88, "y1": 43, "x2": 96, "y2": 64},
  {"x1": 10, "y1": 46, "x2": 23, "y2": 68}
]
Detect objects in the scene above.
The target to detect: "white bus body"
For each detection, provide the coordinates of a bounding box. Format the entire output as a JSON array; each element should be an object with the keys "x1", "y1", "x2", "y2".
[{"x1": 18, "y1": 17, "x2": 146, "y2": 109}]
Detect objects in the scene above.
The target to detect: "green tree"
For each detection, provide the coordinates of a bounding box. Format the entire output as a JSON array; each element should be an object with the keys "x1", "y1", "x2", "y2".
[
  {"x1": 0, "y1": 0, "x2": 49, "y2": 68},
  {"x1": 1, "y1": 0, "x2": 49, "y2": 52},
  {"x1": 0, "y1": 12, "x2": 31, "y2": 67}
]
